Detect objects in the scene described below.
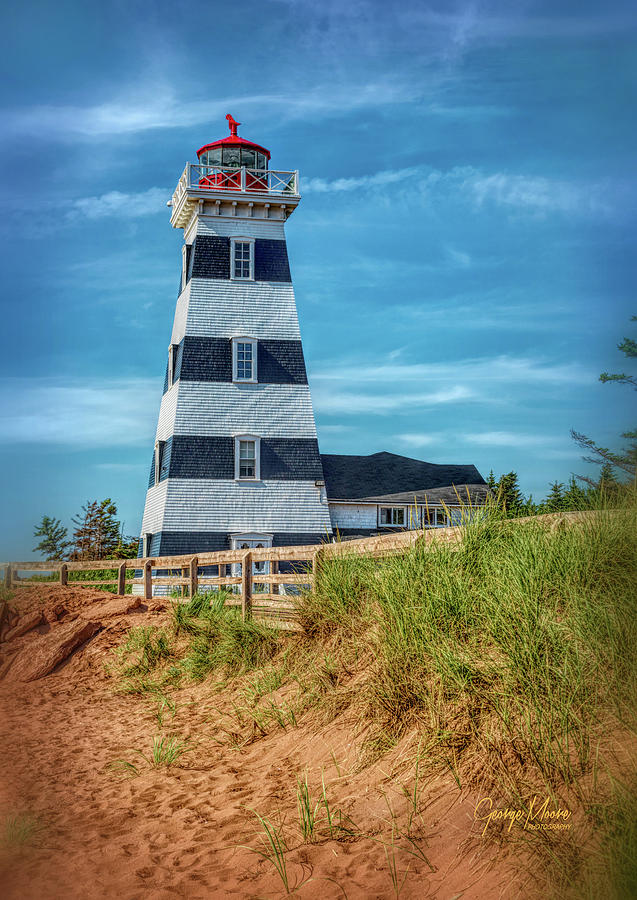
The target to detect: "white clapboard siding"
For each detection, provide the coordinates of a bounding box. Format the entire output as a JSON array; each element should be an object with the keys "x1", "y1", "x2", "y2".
[
  {"x1": 143, "y1": 480, "x2": 333, "y2": 533},
  {"x1": 141, "y1": 481, "x2": 169, "y2": 533},
  {"x1": 170, "y1": 382, "x2": 318, "y2": 437},
  {"x1": 171, "y1": 284, "x2": 191, "y2": 344},
  {"x1": 196, "y1": 217, "x2": 287, "y2": 240},
  {"x1": 155, "y1": 383, "x2": 180, "y2": 442},
  {"x1": 329, "y1": 503, "x2": 379, "y2": 529},
  {"x1": 186, "y1": 280, "x2": 302, "y2": 340}
]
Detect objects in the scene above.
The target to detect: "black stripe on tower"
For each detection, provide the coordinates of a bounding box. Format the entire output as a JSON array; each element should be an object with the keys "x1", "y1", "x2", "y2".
[
  {"x1": 147, "y1": 436, "x2": 324, "y2": 483},
  {"x1": 140, "y1": 532, "x2": 328, "y2": 556},
  {"x1": 254, "y1": 239, "x2": 291, "y2": 282},
  {"x1": 187, "y1": 236, "x2": 291, "y2": 283},
  {"x1": 163, "y1": 338, "x2": 307, "y2": 392}
]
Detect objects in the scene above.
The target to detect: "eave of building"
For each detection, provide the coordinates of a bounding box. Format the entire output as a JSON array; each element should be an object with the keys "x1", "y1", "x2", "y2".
[
  {"x1": 171, "y1": 189, "x2": 300, "y2": 229},
  {"x1": 326, "y1": 483, "x2": 490, "y2": 505}
]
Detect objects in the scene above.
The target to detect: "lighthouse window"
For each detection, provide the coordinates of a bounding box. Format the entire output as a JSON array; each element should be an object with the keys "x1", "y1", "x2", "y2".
[
  {"x1": 154, "y1": 441, "x2": 166, "y2": 486},
  {"x1": 231, "y1": 238, "x2": 254, "y2": 280},
  {"x1": 232, "y1": 337, "x2": 257, "y2": 383},
  {"x1": 167, "y1": 343, "x2": 179, "y2": 387},
  {"x1": 234, "y1": 435, "x2": 260, "y2": 480},
  {"x1": 222, "y1": 147, "x2": 241, "y2": 168},
  {"x1": 200, "y1": 148, "x2": 221, "y2": 167}
]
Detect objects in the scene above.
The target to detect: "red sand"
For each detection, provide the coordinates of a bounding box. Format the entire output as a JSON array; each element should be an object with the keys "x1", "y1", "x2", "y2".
[{"x1": 0, "y1": 586, "x2": 522, "y2": 899}]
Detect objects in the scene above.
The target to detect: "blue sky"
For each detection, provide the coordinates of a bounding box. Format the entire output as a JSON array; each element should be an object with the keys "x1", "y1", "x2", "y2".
[{"x1": 1, "y1": 0, "x2": 636, "y2": 559}]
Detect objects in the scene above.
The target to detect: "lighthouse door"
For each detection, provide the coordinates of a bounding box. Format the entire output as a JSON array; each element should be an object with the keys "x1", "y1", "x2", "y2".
[{"x1": 231, "y1": 534, "x2": 273, "y2": 579}]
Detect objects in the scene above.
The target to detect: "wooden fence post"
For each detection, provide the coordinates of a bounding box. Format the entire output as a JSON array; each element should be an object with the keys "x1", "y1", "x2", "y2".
[
  {"x1": 117, "y1": 563, "x2": 126, "y2": 595},
  {"x1": 144, "y1": 560, "x2": 153, "y2": 600},
  {"x1": 60, "y1": 563, "x2": 68, "y2": 586},
  {"x1": 4, "y1": 565, "x2": 12, "y2": 590},
  {"x1": 271, "y1": 559, "x2": 278, "y2": 596},
  {"x1": 311, "y1": 547, "x2": 323, "y2": 588},
  {"x1": 241, "y1": 551, "x2": 252, "y2": 621},
  {"x1": 189, "y1": 556, "x2": 198, "y2": 598}
]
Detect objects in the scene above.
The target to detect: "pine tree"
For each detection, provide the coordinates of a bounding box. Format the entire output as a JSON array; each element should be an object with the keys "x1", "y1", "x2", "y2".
[
  {"x1": 106, "y1": 524, "x2": 140, "y2": 560},
  {"x1": 71, "y1": 498, "x2": 121, "y2": 560},
  {"x1": 486, "y1": 470, "x2": 498, "y2": 494},
  {"x1": 495, "y1": 472, "x2": 525, "y2": 517},
  {"x1": 562, "y1": 476, "x2": 588, "y2": 510},
  {"x1": 571, "y1": 315, "x2": 636, "y2": 481},
  {"x1": 544, "y1": 481, "x2": 565, "y2": 512},
  {"x1": 33, "y1": 515, "x2": 71, "y2": 560}
]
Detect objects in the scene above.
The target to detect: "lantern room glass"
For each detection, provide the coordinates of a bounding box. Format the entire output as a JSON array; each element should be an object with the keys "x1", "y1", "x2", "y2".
[{"x1": 198, "y1": 147, "x2": 268, "y2": 169}]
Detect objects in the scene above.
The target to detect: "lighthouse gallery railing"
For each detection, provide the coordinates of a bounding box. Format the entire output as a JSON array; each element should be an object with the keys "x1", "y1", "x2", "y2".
[{"x1": 172, "y1": 164, "x2": 299, "y2": 208}]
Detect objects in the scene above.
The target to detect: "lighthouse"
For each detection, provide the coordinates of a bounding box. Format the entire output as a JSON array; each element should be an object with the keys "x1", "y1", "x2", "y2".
[{"x1": 139, "y1": 116, "x2": 333, "y2": 558}]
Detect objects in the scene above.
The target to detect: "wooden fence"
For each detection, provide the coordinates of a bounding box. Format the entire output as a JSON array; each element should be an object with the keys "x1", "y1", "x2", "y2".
[
  {"x1": 1, "y1": 511, "x2": 593, "y2": 627},
  {"x1": 1, "y1": 527, "x2": 463, "y2": 626}
]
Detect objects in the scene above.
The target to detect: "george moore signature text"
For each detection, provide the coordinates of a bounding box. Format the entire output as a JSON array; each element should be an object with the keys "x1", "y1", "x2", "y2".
[{"x1": 474, "y1": 796, "x2": 572, "y2": 836}]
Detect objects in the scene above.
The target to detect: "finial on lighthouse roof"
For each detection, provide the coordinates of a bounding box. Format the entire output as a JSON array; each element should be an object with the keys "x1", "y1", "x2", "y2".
[{"x1": 226, "y1": 114, "x2": 241, "y2": 137}]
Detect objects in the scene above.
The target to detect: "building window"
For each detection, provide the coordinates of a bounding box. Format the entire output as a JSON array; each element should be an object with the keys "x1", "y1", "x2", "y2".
[
  {"x1": 154, "y1": 440, "x2": 166, "y2": 485},
  {"x1": 167, "y1": 343, "x2": 179, "y2": 388},
  {"x1": 232, "y1": 337, "x2": 257, "y2": 383},
  {"x1": 379, "y1": 507, "x2": 406, "y2": 527},
  {"x1": 234, "y1": 434, "x2": 260, "y2": 480},
  {"x1": 421, "y1": 507, "x2": 438, "y2": 528},
  {"x1": 231, "y1": 237, "x2": 254, "y2": 280}
]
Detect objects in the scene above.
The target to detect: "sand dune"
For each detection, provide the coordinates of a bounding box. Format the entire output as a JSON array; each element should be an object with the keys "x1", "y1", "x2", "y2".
[{"x1": 0, "y1": 586, "x2": 519, "y2": 898}]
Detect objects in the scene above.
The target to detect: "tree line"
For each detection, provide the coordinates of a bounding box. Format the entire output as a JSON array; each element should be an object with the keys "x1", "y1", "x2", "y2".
[{"x1": 33, "y1": 499, "x2": 139, "y2": 561}]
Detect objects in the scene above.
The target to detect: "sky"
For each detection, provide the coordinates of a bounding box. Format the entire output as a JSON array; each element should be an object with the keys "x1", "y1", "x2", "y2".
[{"x1": 1, "y1": 0, "x2": 636, "y2": 559}]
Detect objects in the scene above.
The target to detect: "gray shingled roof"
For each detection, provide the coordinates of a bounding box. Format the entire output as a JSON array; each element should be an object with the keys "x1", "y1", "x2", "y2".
[
  {"x1": 320, "y1": 451, "x2": 486, "y2": 501},
  {"x1": 361, "y1": 483, "x2": 490, "y2": 504}
]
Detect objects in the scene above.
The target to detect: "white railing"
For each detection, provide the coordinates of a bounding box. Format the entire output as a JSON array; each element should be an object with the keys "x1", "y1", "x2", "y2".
[{"x1": 171, "y1": 164, "x2": 299, "y2": 208}]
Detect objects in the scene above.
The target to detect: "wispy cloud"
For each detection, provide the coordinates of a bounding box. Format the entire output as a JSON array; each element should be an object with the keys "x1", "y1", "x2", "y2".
[
  {"x1": 397, "y1": 432, "x2": 445, "y2": 448},
  {"x1": 462, "y1": 430, "x2": 561, "y2": 448},
  {"x1": 312, "y1": 355, "x2": 589, "y2": 387},
  {"x1": 468, "y1": 172, "x2": 610, "y2": 216},
  {"x1": 309, "y1": 353, "x2": 591, "y2": 419},
  {"x1": 303, "y1": 164, "x2": 613, "y2": 218},
  {"x1": 304, "y1": 167, "x2": 421, "y2": 194},
  {"x1": 67, "y1": 187, "x2": 169, "y2": 220},
  {"x1": 312, "y1": 385, "x2": 473, "y2": 415},
  {"x1": 0, "y1": 378, "x2": 160, "y2": 447},
  {"x1": 2, "y1": 79, "x2": 419, "y2": 142}
]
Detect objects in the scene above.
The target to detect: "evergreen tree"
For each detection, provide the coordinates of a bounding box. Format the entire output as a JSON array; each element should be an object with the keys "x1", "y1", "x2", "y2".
[
  {"x1": 71, "y1": 498, "x2": 121, "y2": 560},
  {"x1": 562, "y1": 476, "x2": 588, "y2": 510},
  {"x1": 571, "y1": 315, "x2": 636, "y2": 481},
  {"x1": 33, "y1": 515, "x2": 71, "y2": 560},
  {"x1": 485, "y1": 470, "x2": 498, "y2": 494},
  {"x1": 106, "y1": 524, "x2": 140, "y2": 560},
  {"x1": 495, "y1": 471, "x2": 525, "y2": 516},
  {"x1": 544, "y1": 481, "x2": 565, "y2": 512}
]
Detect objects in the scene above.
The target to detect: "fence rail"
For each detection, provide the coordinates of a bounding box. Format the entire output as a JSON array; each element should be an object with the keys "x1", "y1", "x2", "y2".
[
  {"x1": 1, "y1": 513, "x2": 594, "y2": 627},
  {"x1": 1, "y1": 528, "x2": 455, "y2": 626}
]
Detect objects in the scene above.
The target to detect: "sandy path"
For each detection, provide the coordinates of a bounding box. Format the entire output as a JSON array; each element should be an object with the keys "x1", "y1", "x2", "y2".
[{"x1": 0, "y1": 594, "x2": 519, "y2": 899}]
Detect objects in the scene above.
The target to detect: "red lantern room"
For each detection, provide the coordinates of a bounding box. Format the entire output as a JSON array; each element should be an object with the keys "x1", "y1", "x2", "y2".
[{"x1": 196, "y1": 114, "x2": 270, "y2": 191}]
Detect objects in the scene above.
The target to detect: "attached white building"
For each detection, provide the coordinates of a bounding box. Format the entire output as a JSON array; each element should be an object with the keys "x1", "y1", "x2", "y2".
[{"x1": 321, "y1": 452, "x2": 489, "y2": 539}]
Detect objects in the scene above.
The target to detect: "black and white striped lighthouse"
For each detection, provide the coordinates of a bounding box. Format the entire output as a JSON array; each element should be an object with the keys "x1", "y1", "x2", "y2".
[{"x1": 138, "y1": 116, "x2": 332, "y2": 558}]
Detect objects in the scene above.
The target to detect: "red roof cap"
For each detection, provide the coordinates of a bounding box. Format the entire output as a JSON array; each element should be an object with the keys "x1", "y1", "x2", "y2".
[{"x1": 197, "y1": 114, "x2": 270, "y2": 160}]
